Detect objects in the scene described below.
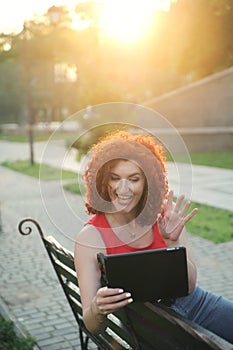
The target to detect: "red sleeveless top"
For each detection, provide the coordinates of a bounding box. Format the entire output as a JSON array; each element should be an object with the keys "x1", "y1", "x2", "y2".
[{"x1": 86, "y1": 213, "x2": 167, "y2": 254}]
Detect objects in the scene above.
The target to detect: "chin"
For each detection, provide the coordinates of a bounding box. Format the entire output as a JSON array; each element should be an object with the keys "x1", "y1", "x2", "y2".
[{"x1": 115, "y1": 204, "x2": 136, "y2": 215}]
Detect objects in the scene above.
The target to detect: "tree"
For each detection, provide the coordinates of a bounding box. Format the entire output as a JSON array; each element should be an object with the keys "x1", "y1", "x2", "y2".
[
  {"x1": 161, "y1": 0, "x2": 233, "y2": 79},
  {"x1": 0, "y1": 61, "x2": 24, "y2": 124},
  {"x1": 0, "y1": 5, "x2": 83, "y2": 123}
]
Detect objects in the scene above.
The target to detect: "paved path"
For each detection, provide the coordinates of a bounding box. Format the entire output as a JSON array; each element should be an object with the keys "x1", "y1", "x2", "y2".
[{"x1": 0, "y1": 140, "x2": 233, "y2": 349}]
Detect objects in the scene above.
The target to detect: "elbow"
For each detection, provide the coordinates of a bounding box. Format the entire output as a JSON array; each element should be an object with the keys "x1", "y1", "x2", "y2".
[
  {"x1": 84, "y1": 323, "x2": 106, "y2": 336},
  {"x1": 83, "y1": 311, "x2": 107, "y2": 335},
  {"x1": 85, "y1": 325, "x2": 101, "y2": 335},
  {"x1": 83, "y1": 315, "x2": 98, "y2": 335}
]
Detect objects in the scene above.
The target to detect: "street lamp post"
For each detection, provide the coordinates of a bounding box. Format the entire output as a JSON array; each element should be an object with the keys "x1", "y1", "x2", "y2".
[
  {"x1": 23, "y1": 22, "x2": 34, "y2": 165},
  {"x1": 47, "y1": 6, "x2": 61, "y2": 123}
]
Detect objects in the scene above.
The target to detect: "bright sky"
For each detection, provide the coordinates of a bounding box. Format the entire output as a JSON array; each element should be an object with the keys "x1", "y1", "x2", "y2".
[
  {"x1": 0, "y1": 0, "x2": 172, "y2": 42},
  {"x1": 0, "y1": 0, "x2": 78, "y2": 33}
]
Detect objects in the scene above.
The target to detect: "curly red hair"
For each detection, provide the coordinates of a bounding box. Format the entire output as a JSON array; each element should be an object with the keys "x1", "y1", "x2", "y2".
[{"x1": 83, "y1": 130, "x2": 168, "y2": 226}]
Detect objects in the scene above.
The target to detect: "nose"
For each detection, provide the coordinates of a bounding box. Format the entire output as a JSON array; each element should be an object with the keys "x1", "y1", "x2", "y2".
[{"x1": 116, "y1": 179, "x2": 132, "y2": 194}]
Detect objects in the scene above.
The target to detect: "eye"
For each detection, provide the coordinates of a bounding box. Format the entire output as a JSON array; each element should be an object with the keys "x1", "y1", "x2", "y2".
[
  {"x1": 110, "y1": 175, "x2": 120, "y2": 181},
  {"x1": 129, "y1": 177, "x2": 140, "y2": 182}
]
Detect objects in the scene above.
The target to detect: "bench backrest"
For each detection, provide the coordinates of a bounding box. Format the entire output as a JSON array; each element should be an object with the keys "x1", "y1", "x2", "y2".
[
  {"x1": 18, "y1": 218, "x2": 233, "y2": 350},
  {"x1": 19, "y1": 218, "x2": 139, "y2": 350},
  {"x1": 45, "y1": 235, "x2": 139, "y2": 349}
]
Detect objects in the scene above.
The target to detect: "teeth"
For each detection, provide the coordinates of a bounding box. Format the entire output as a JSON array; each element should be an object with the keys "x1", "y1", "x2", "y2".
[{"x1": 118, "y1": 196, "x2": 132, "y2": 200}]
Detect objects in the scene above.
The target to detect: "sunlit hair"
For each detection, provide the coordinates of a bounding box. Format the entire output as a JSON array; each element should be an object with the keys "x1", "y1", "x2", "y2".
[{"x1": 83, "y1": 130, "x2": 168, "y2": 226}]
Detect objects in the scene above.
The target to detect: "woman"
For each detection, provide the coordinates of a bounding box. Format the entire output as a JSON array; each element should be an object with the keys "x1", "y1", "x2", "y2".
[{"x1": 74, "y1": 130, "x2": 233, "y2": 342}]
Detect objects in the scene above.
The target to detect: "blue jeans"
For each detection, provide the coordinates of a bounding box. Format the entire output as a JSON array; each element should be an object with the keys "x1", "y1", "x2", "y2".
[{"x1": 170, "y1": 285, "x2": 233, "y2": 344}]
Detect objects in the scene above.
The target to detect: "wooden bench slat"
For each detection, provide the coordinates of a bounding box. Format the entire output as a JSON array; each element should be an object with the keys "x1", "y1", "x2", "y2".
[
  {"x1": 64, "y1": 286, "x2": 83, "y2": 317},
  {"x1": 44, "y1": 238, "x2": 75, "y2": 270},
  {"x1": 97, "y1": 323, "x2": 139, "y2": 350},
  {"x1": 52, "y1": 260, "x2": 78, "y2": 286},
  {"x1": 64, "y1": 282, "x2": 81, "y2": 304},
  {"x1": 104, "y1": 312, "x2": 137, "y2": 349}
]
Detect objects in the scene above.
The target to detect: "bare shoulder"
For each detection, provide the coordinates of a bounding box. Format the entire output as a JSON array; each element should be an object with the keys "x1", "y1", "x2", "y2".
[{"x1": 76, "y1": 223, "x2": 106, "y2": 252}]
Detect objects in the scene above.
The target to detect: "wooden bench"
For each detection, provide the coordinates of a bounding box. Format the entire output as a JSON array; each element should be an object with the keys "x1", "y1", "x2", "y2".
[{"x1": 18, "y1": 218, "x2": 233, "y2": 350}]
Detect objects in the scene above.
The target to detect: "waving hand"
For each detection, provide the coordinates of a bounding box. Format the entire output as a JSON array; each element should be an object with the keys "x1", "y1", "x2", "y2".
[{"x1": 157, "y1": 190, "x2": 198, "y2": 242}]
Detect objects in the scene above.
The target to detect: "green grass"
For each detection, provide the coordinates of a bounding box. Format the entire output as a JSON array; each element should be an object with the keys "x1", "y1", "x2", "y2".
[
  {"x1": 1, "y1": 160, "x2": 77, "y2": 181},
  {"x1": 0, "y1": 131, "x2": 78, "y2": 143},
  {"x1": 188, "y1": 152, "x2": 233, "y2": 169},
  {"x1": 0, "y1": 315, "x2": 36, "y2": 350},
  {"x1": 63, "y1": 181, "x2": 85, "y2": 195},
  {"x1": 186, "y1": 202, "x2": 233, "y2": 243},
  {"x1": 0, "y1": 133, "x2": 51, "y2": 143},
  {"x1": 166, "y1": 151, "x2": 233, "y2": 169}
]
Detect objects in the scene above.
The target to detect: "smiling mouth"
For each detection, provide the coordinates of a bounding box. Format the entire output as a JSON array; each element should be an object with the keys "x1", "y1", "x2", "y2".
[
  {"x1": 116, "y1": 195, "x2": 133, "y2": 205},
  {"x1": 118, "y1": 195, "x2": 132, "y2": 200}
]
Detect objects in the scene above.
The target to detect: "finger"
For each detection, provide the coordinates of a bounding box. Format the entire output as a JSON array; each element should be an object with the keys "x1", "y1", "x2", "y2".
[
  {"x1": 170, "y1": 208, "x2": 198, "y2": 236},
  {"x1": 104, "y1": 297, "x2": 134, "y2": 314},
  {"x1": 179, "y1": 200, "x2": 191, "y2": 217},
  {"x1": 182, "y1": 208, "x2": 198, "y2": 224},
  {"x1": 99, "y1": 287, "x2": 124, "y2": 296},
  {"x1": 166, "y1": 190, "x2": 174, "y2": 212},
  {"x1": 99, "y1": 288, "x2": 133, "y2": 303},
  {"x1": 98, "y1": 292, "x2": 133, "y2": 314},
  {"x1": 106, "y1": 291, "x2": 132, "y2": 303},
  {"x1": 174, "y1": 194, "x2": 185, "y2": 212}
]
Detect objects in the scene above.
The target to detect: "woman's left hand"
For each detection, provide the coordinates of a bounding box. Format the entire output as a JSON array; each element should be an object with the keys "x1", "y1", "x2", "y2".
[{"x1": 157, "y1": 190, "x2": 198, "y2": 242}]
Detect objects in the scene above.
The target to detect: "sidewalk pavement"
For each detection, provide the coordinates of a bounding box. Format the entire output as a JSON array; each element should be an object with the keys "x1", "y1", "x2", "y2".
[{"x1": 0, "y1": 140, "x2": 233, "y2": 349}]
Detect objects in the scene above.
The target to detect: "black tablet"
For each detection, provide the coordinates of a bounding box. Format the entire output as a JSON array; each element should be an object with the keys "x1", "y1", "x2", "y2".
[{"x1": 97, "y1": 246, "x2": 189, "y2": 302}]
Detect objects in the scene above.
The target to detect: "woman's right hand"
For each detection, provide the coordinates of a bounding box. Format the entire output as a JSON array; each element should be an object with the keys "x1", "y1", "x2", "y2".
[{"x1": 92, "y1": 286, "x2": 133, "y2": 316}]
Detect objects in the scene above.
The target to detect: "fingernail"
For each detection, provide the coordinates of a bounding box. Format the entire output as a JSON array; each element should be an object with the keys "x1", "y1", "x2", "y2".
[
  {"x1": 118, "y1": 289, "x2": 124, "y2": 293},
  {"x1": 126, "y1": 292, "x2": 131, "y2": 298},
  {"x1": 128, "y1": 298, "x2": 133, "y2": 303}
]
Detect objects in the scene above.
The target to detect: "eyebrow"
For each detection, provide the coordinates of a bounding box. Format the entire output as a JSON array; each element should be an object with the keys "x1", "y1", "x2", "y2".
[{"x1": 110, "y1": 172, "x2": 142, "y2": 177}]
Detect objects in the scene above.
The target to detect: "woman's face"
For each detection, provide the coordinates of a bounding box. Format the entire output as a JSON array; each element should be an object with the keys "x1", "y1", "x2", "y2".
[{"x1": 107, "y1": 160, "x2": 145, "y2": 214}]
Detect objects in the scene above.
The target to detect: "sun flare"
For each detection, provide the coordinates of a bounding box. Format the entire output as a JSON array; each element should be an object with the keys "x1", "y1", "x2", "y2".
[
  {"x1": 98, "y1": 0, "x2": 171, "y2": 44},
  {"x1": 100, "y1": 0, "x2": 157, "y2": 43},
  {"x1": 0, "y1": 0, "x2": 172, "y2": 40}
]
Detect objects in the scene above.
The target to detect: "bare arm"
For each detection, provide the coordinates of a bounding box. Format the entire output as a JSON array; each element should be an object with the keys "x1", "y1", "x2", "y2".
[
  {"x1": 157, "y1": 190, "x2": 198, "y2": 292},
  {"x1": 74, "y1": 225, "x2": 133, "y2": 334}
]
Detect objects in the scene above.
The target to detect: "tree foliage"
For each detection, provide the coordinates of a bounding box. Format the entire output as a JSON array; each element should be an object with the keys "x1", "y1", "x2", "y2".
[
  {"x1": 0, "y1": 0, "x2": 232, "y2": 124},
  {"x1": 166, "y1": 0, "x2": 233, "y2": 77}
]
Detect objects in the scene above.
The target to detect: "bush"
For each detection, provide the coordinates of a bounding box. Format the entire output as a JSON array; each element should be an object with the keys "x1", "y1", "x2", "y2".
[{"x1": 0, "y1": 315, "x2": 36, "y2": 350}]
